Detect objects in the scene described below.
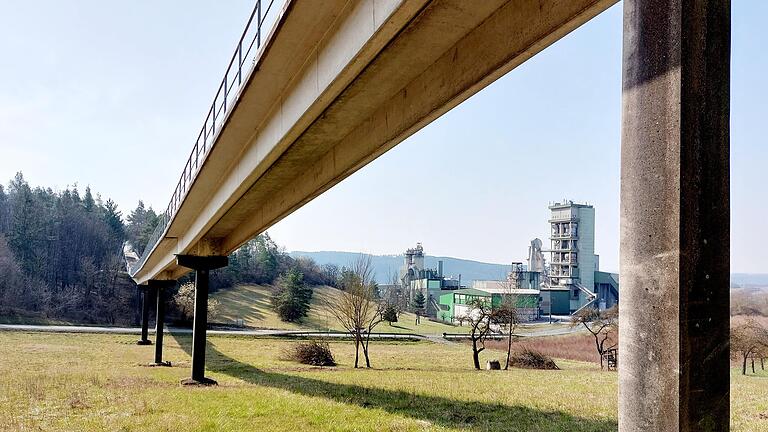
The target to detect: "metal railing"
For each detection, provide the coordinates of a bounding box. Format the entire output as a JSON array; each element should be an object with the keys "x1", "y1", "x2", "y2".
[{"x1": 130, "y1": 0, "x2": 285, "y2": 277}]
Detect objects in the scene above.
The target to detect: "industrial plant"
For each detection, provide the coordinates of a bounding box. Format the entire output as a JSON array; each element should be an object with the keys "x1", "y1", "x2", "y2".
[{"x1": 392, "y1": 200, "x2": 619, "y2": 323}]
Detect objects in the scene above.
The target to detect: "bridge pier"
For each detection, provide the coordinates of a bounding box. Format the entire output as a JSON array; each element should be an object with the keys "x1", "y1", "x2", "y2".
[
  {"x1": 176, "y1": 255, "x2": 228, "y2": 385},
  {"x1": 136, "y1": 285, "x2": 153, "y2": 345},
  {"x1": 148, "y1": 280, "x2": 175, "y2": 366},
  {"x1": 619, "y1": 0, "x2": 730, "y2": 430}
]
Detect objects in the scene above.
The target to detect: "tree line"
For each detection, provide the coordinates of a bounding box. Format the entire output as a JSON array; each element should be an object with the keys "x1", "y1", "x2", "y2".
[
  {"x1": 0, "y1": 173, "x2": 137, "y2": 323},
  {"x1": 0, "y1": 172, "x2": 366, "y2": 326}
]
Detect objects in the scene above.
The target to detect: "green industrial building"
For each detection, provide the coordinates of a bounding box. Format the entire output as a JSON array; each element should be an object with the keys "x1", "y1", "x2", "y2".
[{"x1": 437, "y1": 288, "x2": 540, "y2": 323}]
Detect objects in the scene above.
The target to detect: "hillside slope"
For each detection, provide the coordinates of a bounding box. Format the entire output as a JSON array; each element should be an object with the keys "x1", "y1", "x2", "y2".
[{"x1": 213, "y1": 284, "x2": 466, "y2": 335}]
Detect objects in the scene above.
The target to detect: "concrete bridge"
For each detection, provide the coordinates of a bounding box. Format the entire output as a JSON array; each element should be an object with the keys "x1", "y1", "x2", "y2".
[{"x1": 129, "y1": 0, "x2": 731, "y2": 429}]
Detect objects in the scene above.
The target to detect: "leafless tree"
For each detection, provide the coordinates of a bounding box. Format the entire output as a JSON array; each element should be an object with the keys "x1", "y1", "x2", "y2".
[
  {"x1": 570, "y1": 305, "x2": 618, "y2": 370},
  {"x1": 384, "y1": 269, "x2": 405, "y2": 318},
  {"x1": 496, "y1": 278, "x2": 520, "y2": 370},
  {"x1": 464, "y1": 298, "x2": 495, "y2": 370},
  {"x1": 731, "y1": 319, "x2": 768, "y2": 375},
  {"x1": 326, "y1": 254, "x2": 383, "y2": 368},
  {"x1": 174, "y1": 282, "x2": 220, "y2": 322}
]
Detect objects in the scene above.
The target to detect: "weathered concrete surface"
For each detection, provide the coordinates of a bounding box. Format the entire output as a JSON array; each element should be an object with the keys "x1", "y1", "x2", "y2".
[
  {"x1": 132, "y1": 0, "x2": 617, "y2": 284},
  {"x1": 618, "y1": 0, "x2": 730, "y2": 430}
]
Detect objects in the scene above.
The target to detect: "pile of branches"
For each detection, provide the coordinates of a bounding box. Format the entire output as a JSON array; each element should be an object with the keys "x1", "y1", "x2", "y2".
[
  {"x1": 508, "y1": 348, "x2": 560, "y2": 370},
  {"x1": 281, "y1": 340, "x2": 336, "y2": 366}
]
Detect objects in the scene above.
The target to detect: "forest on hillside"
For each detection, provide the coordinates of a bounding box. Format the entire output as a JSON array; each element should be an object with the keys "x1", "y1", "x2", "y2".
[
  {"x1": 0, "y1": 173, "x2": 161, "y2": 324},
  {"x1": 0, "y1": 173, "x2": 341, "y2": 325}
]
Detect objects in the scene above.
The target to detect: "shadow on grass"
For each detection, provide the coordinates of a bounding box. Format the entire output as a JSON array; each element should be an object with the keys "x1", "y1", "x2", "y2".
[{"x1": 169, "y1": 330, "x2": 617, "y2": 432}]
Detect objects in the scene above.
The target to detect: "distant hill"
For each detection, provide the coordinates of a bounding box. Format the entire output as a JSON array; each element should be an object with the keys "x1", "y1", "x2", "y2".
[
  {"x1": 290, "y1": 251, "x2": 510, "y2": 284},
  {"x1": 292, "y1": 251, "x2": 768, "y2": 288},
  {"x1": 731, "y1": 273, "x2": 768, "y2": 288}
]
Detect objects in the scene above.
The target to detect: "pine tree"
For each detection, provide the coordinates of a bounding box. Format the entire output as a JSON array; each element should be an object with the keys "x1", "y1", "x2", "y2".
[
  {"x1": 82, "y1": 186, "x2": 95, "y2": 212},
  {"x1": 126, "y1": 201, "x2": 160, "y2": 253},
  {"x1": 101, "y1": 199, "x2": 125, "y2": 247},
  {"x1": 412, "y1": 291, "x2": 426, "y2": 312},
  {"x1": 271, "y1": 269, "x2": 312, "y2": 322},
  {"x1": 7, "y1": 172, "x2": 40, "y2": 274},
  {"x1": 383, "y1": 304, "x2": 399, "y2": 324},
  {"x1": 0, "y1": 184, "x2": 8, "y2": 233},
  {"x1": 255, "y1": 234, "x2": 279, "y2": 282}
]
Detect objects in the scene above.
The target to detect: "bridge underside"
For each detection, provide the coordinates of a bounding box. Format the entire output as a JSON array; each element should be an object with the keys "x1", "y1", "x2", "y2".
[
  {"x1": 133, "y1": 0, "x2": 616, "y2": 284},
  {"x1": 132, "y1": 0, "x2": 731, "y2": 429}
]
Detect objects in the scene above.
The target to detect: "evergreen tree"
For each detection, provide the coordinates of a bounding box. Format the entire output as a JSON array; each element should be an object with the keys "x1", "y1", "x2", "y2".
[
  {"x1": 271, "y1": 268, "x2": 312, "y2": 322},
  {"x1": 383, "y1": 304, "x2": 399, "y2": 324},
  {"x1": 7, "y1": 172, "x2": 41, "y2": 274},
  {"x1": 338, "y1": 267, "x2": 358, "y2": 291},
  {"x1": 412, "y1": 291, "x2": 426, "y2": 313},
  {"x1": 126, "y1": 201, "x2": 159, "y2": 253},
  {"x1": 82, "y1": 186, "x2": 95, "y2": 212},
  {"x1": 101, "y1": 199, "x2": 125, "y2": 246},
  {"x1": 255, "y1": 234, "x2": 279, "y2": 282},
  {"x1": 0, "y1": 185, "x2": 8, "y2": 232}
]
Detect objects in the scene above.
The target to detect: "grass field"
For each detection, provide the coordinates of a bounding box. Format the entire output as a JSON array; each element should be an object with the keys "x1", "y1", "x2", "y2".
[
  {"x1": 1, "y1": 331, "x2": 766, "y2": 431},
  {"x1": 214, "y1": 284, "x2": 469, "y2": 335}
]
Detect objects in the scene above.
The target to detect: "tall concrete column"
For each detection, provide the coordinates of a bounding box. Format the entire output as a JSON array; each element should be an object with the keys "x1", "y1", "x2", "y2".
[
  {"x1": 148, "y1": 280, "x2": 175, "y2": 366},
  {"x1": 619, "y1": 0, "x2": 730, "y2": 431},
  {"x1": 176, "y1": 255, "x2": 228, "y2": 385},
  {"x1": 136, "y1": 286, "x2": 153, "y2": 345}
]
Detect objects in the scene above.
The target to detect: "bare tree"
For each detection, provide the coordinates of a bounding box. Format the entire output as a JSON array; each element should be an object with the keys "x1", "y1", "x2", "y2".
[
  {"x1": 731, "y1": 320, "x2": 768, "y2": 375},
  {"x1": 570, "y1": 305, "x2": 618, "y2": 370},
  {"x1": 496, "y1": 278, "x2": 520, "y2": 370},
  {"x1": 384, "y1": 269, "x2": 405, "y2": 318},
  {"x1": 326, "y1": 254, "x2": 382, "y2": 368},
  {"x1": 464, "y1": 298, "x2": 495, "y2": 370}
]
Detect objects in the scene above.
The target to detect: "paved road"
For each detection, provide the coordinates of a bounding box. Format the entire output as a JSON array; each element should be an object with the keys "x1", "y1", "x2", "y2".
[
  {"x1": 0, "y1": 323, "x2": 584, "y2": 340},
  {"x1": 0, "y1": 324, "x2": 423, "y2": 340}
]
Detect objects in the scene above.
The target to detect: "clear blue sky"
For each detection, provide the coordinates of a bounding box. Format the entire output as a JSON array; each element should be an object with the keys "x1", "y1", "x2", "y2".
[{"x1": 1, "y1": 1, "x2": 765, "y2": 274}]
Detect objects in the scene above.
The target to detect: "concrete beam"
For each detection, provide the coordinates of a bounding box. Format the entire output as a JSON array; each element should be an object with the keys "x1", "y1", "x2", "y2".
[
  {"x1": 220, "y1": 0, "x2": 617, "y2": 252},
  {"x1": 618, "y1": 0, "x2": 730, "y2": 430}
]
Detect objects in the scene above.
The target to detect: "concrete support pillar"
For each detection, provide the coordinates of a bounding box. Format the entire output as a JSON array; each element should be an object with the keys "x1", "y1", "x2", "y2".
[
  {"x1": 148, "y1": 280, "x2": 175, "y2": 366},
  {"x1": 619, "y1": 0, "x2": 730, "y2": 431},
  {"x1": 176, "y1": 254, "x2": 228, "y2": 385},
  {"x1": 136, "y1": 286, "x2": 153, "y2": 345}
]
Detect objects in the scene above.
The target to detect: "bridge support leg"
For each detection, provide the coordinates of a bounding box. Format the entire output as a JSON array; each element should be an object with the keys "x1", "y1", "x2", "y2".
[
  {"x1": 176, "y1": 255, "x2": 228, "y2": 386},
  {"x1": 619, "y1": 0, "x2": 730, "y2": 431},
  {"x1": 136, "y1": 286, "x2": 152, "y2": 345},
  {"x1": 148, "y1": 280, "x2": 175, "y2": 366}
]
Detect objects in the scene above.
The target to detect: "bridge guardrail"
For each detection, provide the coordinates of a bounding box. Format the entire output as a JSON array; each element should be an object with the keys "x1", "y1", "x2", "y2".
[{"x1": 130, "y1": 0, "x2": 286, "y2": 277}]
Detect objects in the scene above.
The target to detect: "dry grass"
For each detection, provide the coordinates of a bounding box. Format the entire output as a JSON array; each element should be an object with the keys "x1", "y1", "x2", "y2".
[
  {"x1": 0, "y1": 331, "x2": 766, "y2": 431},
  {"x1": 487, "y1": 333, "x2": 601, "y2": 364},
  {"x1": 0, "y1": 331, "x2": 617, "y2": 432}
]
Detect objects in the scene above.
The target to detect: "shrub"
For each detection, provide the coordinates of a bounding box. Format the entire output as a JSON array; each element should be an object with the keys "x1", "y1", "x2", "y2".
[
  {"x1": 282, "y1": 341, "x2": 336, "y2": 366},
  {"x1": 508, "y1": 348, "x2": 559, "y2": 370}
]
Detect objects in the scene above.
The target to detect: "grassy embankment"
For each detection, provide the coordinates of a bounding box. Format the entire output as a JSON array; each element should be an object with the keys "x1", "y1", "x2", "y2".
[
  {"x1": 1, "y1": 331, "x2": 767, "y2": 431},
  {"x1": 213, "y1": 284, "x2": 468, "y2": 335},
  {"x1": 213, "y1": 284, "x2": 570, "y2": 336}
]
